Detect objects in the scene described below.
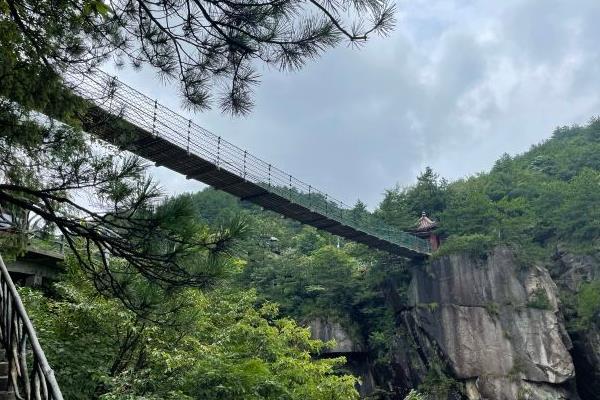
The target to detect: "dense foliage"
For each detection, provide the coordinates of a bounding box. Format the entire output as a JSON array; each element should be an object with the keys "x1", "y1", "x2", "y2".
[
  {"x1": 17, "y1": 186, "x2": 406, "y2": 397},
  {"x1": 21, "y1": 259, "x2": 359, "y2": 399},
  {"x1": 577, "y1": 280, "x2": 600, "y2": 329},
  {"x1": 183, "y1": 188, "x2": 410, "y2": 359},
  {"x1": 377, "y1": 119, "x2": 600, "y2": 257}
]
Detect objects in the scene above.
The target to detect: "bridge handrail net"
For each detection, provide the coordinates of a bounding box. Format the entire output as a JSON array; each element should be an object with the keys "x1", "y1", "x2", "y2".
[{"x1": 63, "y1": 69, "x2": 431, "y2": 255}]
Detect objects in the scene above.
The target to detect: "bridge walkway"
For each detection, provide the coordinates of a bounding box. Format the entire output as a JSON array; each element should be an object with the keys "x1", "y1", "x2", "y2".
[{"x1": 65, "y1": 69, "x2": 431, "y2": 258}]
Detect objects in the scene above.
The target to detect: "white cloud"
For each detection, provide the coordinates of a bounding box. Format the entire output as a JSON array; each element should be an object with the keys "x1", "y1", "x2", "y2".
[{"x1": 111, "y1": 0, "x2": 600, "y2": 208}]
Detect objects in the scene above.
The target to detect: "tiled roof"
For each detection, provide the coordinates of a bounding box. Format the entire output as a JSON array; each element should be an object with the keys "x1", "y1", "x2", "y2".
[{"x1": 414, "y1": 212, "x2": 437, "y2": 232}]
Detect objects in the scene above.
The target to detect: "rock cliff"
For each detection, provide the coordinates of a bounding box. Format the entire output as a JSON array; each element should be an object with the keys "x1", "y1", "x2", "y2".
[
  {"x1": 307, "y1": 317, "x2": 376, "y2": 397},
  {"x1": 307, "y1": 247, "x2": 599, "y2": 400},
  {"x1": 308, "y1": 317, "x2": 364, "y2": 353},
  {"x1": 407, "y1": 246, "x2": 578, "y2": 399},
  {"x1": 551, "y1": 250, "x2": 600, "y2": 399}
]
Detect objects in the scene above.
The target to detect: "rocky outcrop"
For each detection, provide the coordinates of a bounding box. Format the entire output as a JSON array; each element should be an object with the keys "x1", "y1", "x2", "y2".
[
  {"x1": 552, "y1": 250, "x2": 600, "y2": 399},
  {"x1": 307, "y1": 318, "x2": 375, "y2": 397},
  {"x1": 552, "y1": 250, "x2": 600, "y2": 292},
  {"x1": 308, "y1": 317, "x2": 364, "y2": 353},
  {"x1": 409, "y1": 247, "x2": 577, "y2": 399},
  {"x1": 464, "y1": 378, "x2": 574, "y2": 400},
  {"x1": 306, "y1": 247, "x2": 597, "y2": 399}
]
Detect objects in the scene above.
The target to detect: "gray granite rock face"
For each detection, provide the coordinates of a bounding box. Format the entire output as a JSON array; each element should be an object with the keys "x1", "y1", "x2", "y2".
[
  {"x1": 410, "y1": 247, "x2": 577, "y2": 399},
  {"x1": 554, "y1": 250, "x2": 600, "y2": 292},
  {"x1": 307, "y1": 318, "x2": 375, "y2": 397},
  {"x1": 465, "y1": 377, "x2": 573, "y2": 400},
  {"x1": 553, "y1": 250, "x2": 600, "y2": 399},
  {"x1": 307, "y1": 317, "x2": 363, "y2": 353}
]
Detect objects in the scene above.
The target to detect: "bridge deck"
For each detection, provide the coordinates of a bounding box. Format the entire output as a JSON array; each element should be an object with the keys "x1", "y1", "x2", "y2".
[{"x1": 68, "y1": 69, "x2": 430, "y2": 258}]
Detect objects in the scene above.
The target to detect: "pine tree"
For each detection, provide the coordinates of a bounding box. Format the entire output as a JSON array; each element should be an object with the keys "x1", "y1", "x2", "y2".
[{"x1": 1, "y1": 0, "x2": 395, "y2": 114}]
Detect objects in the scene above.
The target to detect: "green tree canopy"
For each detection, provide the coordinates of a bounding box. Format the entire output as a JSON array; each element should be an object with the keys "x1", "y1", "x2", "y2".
[
  {"x1": 376, "y1": 167, "x2": 447, "y2": 230},
  {"x1": 22, "y1": 260, "x2": 359, "y2": 399}
]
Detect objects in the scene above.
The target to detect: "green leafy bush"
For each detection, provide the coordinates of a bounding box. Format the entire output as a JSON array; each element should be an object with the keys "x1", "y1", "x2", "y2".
[
  {"x1": 432, "y1": 234, "x2": 495, "y2": 260},
  {"x1": 527, "y1": 288, "x2": 552, "y2": 310},
  {"x1": 485, "y1": 302, "x2": 500, "y2": 317},
  {"x1": 404, "y1": 389, "x2": 426, "y2": 400},
  {"x1": 577, "y1": 280, "x2": 600, "y2": 328},
  {"x1": 21, "y1": 263, "x2": 359, "y2": 400}
]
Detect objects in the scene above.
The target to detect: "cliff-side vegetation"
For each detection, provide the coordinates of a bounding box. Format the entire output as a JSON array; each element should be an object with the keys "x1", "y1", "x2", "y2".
[{"x1": 377, "y1": 118, "x2": 600, "y2": 258}]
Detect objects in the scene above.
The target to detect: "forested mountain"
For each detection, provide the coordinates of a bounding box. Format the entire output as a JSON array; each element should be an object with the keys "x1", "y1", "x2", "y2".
[
  {"x1": 20, "y1": 119, "x2": 600, "y2": 399},
  {"x1": 378, "y1": 119, "x2": 600, "y2": 257}
]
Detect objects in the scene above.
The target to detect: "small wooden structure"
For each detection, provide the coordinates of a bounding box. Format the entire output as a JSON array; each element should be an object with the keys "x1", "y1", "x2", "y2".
[
  {"x1": 0, "y1": 231, "x2": 64, "y2": 286},
  {"x1": 410, "y1": 212, "x2": 441, "y2": 251}
]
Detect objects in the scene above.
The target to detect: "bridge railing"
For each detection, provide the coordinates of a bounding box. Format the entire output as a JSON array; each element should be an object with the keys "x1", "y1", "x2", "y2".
[
  {"x1": 0, "y1": 252, "x2": 64, "y2": 399},
  {"x1": 0, "y1": 230, "x2": 65, "y2": 258},
  {"x1": 64, "y1": 69, "x2": 431, "y2": 255},
  {"x1": 27, "y1": 234, "x2": 65, "y2": 257}
]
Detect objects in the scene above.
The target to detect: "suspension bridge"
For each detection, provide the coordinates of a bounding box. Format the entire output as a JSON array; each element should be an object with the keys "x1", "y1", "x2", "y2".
[{"x1": 64, "y1": 69, "x2": 431, "y2": 258}]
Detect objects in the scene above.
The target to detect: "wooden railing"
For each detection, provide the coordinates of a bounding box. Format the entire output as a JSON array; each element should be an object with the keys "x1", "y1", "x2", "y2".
[{"x1": 0, "y1": 252, "x2": 63, "y2": 399}]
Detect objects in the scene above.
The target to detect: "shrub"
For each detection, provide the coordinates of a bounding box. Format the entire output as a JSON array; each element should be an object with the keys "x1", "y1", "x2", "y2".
[
  {"x1": 432, "y1": 234, "x2": 495, "y2": 260},
  {"x1": 485, "y1": 302, "x2": 500, "y2": 318},
  {"x1": 527, "y1": 288, "x2": 551, "y2": 310},
  {"x1": 577, "y1": 280, "x2": 600, "y2": 328},
  {"x1": 404, "y1": 389, "x2": 425, "y2": 400}
]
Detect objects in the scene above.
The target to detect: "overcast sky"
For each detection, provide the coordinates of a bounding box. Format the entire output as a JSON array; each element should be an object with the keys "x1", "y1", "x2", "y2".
[{"x1": 111, "y1": 0, "x2": 600, "y2": 209}]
